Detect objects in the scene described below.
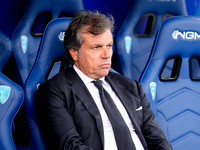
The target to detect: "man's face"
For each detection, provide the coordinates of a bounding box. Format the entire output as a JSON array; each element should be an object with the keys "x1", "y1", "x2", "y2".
[{"x1": 70, "y1": 28, "x2": 113, "y2": 80}]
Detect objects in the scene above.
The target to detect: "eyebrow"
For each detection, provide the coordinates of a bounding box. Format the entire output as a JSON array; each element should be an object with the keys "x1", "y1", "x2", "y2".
[
  {"x1": 90, "y1": 41, "x2": 113, "y2": 48},
  {"x1": 89, "y1": 44, "x2": 103, "y2": 48}
]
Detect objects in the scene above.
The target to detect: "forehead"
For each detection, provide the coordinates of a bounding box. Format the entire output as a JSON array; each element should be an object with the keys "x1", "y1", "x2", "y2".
[{"x1": 81, "y1": 28, "x2": 113, "y2": 43}]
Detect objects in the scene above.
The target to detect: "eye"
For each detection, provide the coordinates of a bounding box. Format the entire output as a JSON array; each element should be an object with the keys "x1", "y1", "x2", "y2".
[
  {"x1": 107, "y1": 44, "x2": 112, "y2": 48},
  {"x1": 92, "y1": 46, "x2": 97, "y2": 49}
]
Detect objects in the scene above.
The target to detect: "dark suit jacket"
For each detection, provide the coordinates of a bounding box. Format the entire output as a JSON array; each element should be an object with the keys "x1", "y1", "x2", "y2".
[{"x1": 36, "y1": 67, "x2": 172, "y2": 150}]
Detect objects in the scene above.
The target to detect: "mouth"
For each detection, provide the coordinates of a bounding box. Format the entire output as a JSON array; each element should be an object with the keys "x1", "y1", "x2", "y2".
[{"x1": 100, "y1": 63, "x2": 111, "y2": 68}]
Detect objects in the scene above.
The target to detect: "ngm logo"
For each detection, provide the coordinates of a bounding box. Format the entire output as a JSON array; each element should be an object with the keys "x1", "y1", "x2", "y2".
[{"x1": 172, "y1": 30, "x2": 200, "y2": 40}]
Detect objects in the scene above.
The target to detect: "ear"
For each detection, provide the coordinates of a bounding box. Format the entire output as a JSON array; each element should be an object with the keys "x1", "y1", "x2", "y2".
[{"x1": 69, "y1": 48, "x2": 79, "y2": 61}]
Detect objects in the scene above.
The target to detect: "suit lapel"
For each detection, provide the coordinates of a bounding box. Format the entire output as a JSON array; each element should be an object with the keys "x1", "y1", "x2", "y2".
[
  {"x1": 105, "y1": 74, "x2": 137, "y2": 117},
  {"x1": 64, "y1": 68, "x2": 104, "y2": 145},
  {"x1": 63, "y1": 69, "x2": 147, "y2": 149},
  {"x1": 106, "y1": 73, "x2": 148, "y2": 149}
]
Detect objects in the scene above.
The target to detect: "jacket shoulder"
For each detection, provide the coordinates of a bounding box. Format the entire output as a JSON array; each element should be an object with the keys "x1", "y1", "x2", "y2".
[
  {"x1": 108, "y1": 72, "x2": 140, "y2": 86},
  {"x1": 108, "y1": 72, "x2": 144, "y2": 97}
]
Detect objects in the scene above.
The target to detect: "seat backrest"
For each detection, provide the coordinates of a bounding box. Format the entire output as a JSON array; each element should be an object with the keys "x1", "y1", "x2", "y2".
[
  {"x1": 0, "y1": 31, "x2": 12, "y2": 71},
  {"x1": 0, "y1": 72, "x2": 24, "y2": 150},
  {"x1": 24, "y1": 18, "x2": 71, "y2": 150},
  {"x1": 186, "y1": 0, "x2": 199, "y2": 15},
  {"x1": 115, "y1": 0, "x2": 187, "y2": 80},
  {"x1": 12, "y1": 0, "x2": 84, "y2": 87},
  {"x1": 194, "y1": 0, "x2": 200, "y2": 16},
  {"x1": 140, "y1": 16, "x2": 200, "y2": 150}
]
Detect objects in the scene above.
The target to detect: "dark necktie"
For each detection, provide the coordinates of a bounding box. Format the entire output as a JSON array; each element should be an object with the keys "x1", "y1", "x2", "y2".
[{"x1": 93, "y1": 80, "x2": 136, "y2": 150}]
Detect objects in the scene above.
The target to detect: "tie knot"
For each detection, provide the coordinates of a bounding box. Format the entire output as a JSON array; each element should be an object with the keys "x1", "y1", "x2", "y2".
[{"x1": 93, "y1": 80, "x2": 103, "y2": 89}]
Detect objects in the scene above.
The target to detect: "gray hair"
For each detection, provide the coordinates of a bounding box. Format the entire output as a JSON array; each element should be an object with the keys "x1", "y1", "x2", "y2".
[{"x1": 64, "y1": 10, "x2": 115, "y2": 64}]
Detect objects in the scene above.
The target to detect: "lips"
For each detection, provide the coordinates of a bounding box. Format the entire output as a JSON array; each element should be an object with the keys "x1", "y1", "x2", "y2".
[{"x1": 100, "y1": 63, "x2": 111, "y2": 68}]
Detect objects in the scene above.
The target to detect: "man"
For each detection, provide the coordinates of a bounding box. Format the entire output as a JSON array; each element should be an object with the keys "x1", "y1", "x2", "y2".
[{"x1": 36, "y1": 10, "x2": 172, "y2": 150}]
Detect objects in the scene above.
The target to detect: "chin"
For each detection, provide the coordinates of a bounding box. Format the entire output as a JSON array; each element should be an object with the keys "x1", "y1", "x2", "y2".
[{"x1": 100, "y1": 70, "x2": 110, "y2": 77}]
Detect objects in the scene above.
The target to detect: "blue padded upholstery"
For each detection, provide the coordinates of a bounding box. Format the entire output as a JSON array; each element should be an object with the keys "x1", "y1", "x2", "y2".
[
  {"x1": 12, "y1": 0, "x2": 84, "y2": 87},
  {"x1": 0, "y1": 72, "x2": 24, "y2": 150},
  {"x1": 194, "y1": 0, "x2": 200, "y2": 16},
  {"x1": 115, "y1": 0, "x2": 187, "y2": 81},
  {"x1": 140, "y1": 16, "x2": 200, "y2": 150},
  {"x1": 24, "y1": 18, "x2": 71, "y2": 150},
  {"x1": 0, "y1": 31, "x2": 12, "y2": 71}
]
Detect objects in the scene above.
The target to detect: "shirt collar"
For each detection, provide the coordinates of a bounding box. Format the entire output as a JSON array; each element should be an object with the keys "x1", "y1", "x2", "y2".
[{"x1": 73, "y1": 65, "x2": 106, "y2": 85}]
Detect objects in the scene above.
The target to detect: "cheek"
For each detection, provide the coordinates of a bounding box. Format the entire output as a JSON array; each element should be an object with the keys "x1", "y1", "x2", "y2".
[
  {"x1": 83, "y1": 53, "x2": 99, "y2": 64},
  {"x1": 79, "y1": 55, "x2": 96, "y2": 68}
]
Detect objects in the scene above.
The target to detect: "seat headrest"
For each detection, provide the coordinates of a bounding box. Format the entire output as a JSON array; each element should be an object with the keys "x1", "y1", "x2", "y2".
[
  {"x1": 128, "y1": 0, "x2": 187, "y2": 15},
  {"x1": 23, "y1": 0, "x2": 83, "y2": 18},
  {"x1": 151, "y1": 16, "x2": 200, "y2": 59},
  {"x1": 115, "y1": 0, "x2": 187, "y2": 80},
  {"x1": 140, "y1": 16, "x2": 200, "y2": 82},
  {"x1": 35, "y1": 17, "x2": 71, "y2": 76},
  {"x1": 12, "y1": 0, "x2": 84, "y2": 86}
]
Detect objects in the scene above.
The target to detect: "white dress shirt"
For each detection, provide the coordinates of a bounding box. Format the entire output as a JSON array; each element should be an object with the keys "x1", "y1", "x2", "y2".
[{"x1": 73, "y1": 65, "x2": 144, "y2": 150}]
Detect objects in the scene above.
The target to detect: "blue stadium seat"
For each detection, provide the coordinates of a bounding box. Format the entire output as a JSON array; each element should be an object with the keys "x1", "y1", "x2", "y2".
[
  {"x1": 115, "y1": 0, "x2": 187, "y2": 81},
  {"x1": 24, "y1": 18, "x2": 71, "y2": 150},
  {"x1": 0, "y1": 72, "x2": 24, "y2": 150},
  {"x1": 140, "y1": 16, "x2": 200, "y2": 150},
  {"x1": 186, "y1": 0, "x2": 199, "y2": 15},
  {"x1": 194, "y1": 0, "x2": 200, "y2": 16},
  {"x1": 0, "y1": 31, "x2": 12, "y2": 71},
  {"x1": 12, "y1": 0, "x2": 84, "y2": 87}
]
